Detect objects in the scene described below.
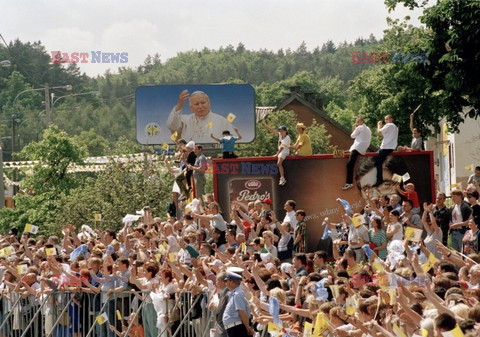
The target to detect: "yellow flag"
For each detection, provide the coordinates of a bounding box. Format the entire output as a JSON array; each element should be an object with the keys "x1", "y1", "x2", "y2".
[
  {"x1": 170, "y1": 131, "x2": 178, "y2": 142},
  {"x1": 393, "y1": 323, "x2": 407, "y2": 337},
  {"x1": 450, "y1": 182, "x2": 462, "y2": 189},
  {"x1": 154, "y1": 253, "x2": 161, "y2": 262},
  {"x1": 96, "y1": 313, "x2": 108, "y2": 325},
  {"x1": 304, "y1": 321, "x2": 313, "y2": 337},
  {"x1": 241, "y1": 242, "x2": 247, "y2": 254},
  {"x1": 422, "y1": 253, "x2": 438, "y2": 274},
  {"x1": 94, "y1": 213, "x2": 102, "y2": 221},
  {"x1": 17, "y1": 265, "x2": 28, "y2": 275},
  {"x1": 267, "y1": 322, "x2": 281, "y2": 333},
  {"x1": 388, "y1": 288, "x2": 397, "y2": 305},
  {"x1": 116, "y1": 310, "x2": 123, "y2": 321},
  {"x1": 45, "y1": 248, "x2": 57, "y2": 256},
  {"x1": 441, "y1": 324, "x2": 464, "y2": 337},
  {"x1": 346, "y1": 297, "x2": 357, "y2": 316},
  {"x1": 162, "y1": 143, "x2": 169, "y2": 150},
  {"x1": 226, "y1": 113, "x2": 236, "y2": 123},
  {"x1": 405, "y1": 227, "x2": 423, "y2": 242},
  {"x1": 168, "y1": 252, "x2": 178, "y2": 263},
  {"x1": 208, "y1": 121, "x2": 213, "y2": 129},
  {"x1": 24, "y1": 224, "x2": 39, "y2": 234},
  {"x1": 372, "y1": 258, "x2": 386, "y2": 274},
  {"x1": 351, "y1": 215, "x2": 364, "y2": 228},
  {"x1": 421, "y1": 328, "x2": 429, "y2": 337},
  {"x1": 329, "y1": 285, "x2": 340, "y2": 299},
  {"x1": 313, "y1": 312, "x2": 328, "y2": 335}
]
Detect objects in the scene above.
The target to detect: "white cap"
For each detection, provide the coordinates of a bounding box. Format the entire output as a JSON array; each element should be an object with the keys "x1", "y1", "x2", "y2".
[{"x1": 186, "y1": 141, "x2": 195, "y2": 148}]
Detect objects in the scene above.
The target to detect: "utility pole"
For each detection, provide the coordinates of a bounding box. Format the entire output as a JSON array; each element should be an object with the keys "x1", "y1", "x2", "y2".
[{"x1": 44, "y1": 83, "x2": 51, "y2": 124}]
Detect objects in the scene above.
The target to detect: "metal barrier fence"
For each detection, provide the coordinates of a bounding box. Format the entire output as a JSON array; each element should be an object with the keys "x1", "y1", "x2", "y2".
[{"x1": 0, "y1": 290, "x2": 212, "y2": 337}]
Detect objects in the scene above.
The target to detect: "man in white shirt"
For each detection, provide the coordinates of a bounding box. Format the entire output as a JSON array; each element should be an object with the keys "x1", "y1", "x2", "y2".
[
  {"x1": 167, "y1": 90, "x2": 236, "y2": 143},
  {"x1": 282, "y1": 200, "x2": 298, "y2": 231},
  {"x1": 375, "y1": 115, "x2": 398, "y2": 186},
  {"x1": 343, "y1": 117, "x2": 371, "y2": 190}
]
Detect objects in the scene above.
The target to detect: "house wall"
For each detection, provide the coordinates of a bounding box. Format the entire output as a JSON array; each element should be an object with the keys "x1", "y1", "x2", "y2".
[{"x1": 283, "y1": 101, "x2": 353, "y2": 150}]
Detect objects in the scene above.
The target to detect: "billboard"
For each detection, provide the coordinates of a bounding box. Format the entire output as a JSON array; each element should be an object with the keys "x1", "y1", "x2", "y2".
[
  {"x1": 213, "y1": 152, "x2": 434, "y2": 252},
  {"x1": 135, "y1": 84, "x2": 255, "y2": 145}
]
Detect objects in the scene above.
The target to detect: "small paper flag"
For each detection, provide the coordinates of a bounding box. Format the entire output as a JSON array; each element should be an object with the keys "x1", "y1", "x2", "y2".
[
  {"x1": 4, "y1": 246, "x2": 15, "y2": 256},
  {"x1": 465, "y1": 164, "x2": 474, "y2": 172},
  {"x1": 170, "y1": 131, "x2": 178, "y2": 142},
  {"x1": 24, "y1": 224, "x2": 39, "y2": 234},
  {"x1": 329, "y1": 285, "x2": 340, "y2": 299},
  {"x1": 240, "y1": 242, "x2": 247, "y2": 254},
  {"x1": 226, "y1": 113, "x2": 236, "y2": 123},
  {"x1": 352, "y1": 215, "x2": 364, "y2": 228},
  {"x1": 450, "y1": 182, "x2": 462, "y2": 189},
  {"x1": 421, "y1": 329, "x2": 429, "y2": 337},
  {"x1": 313, "y1": 312, "x2": 329, "y2": 335},
  {"x1": 116, "y1": 310, "x2": 122, "y2": 320},
  {"x1": 17, "y1": 265, "x2": 28, "y2": 275},
  {"x1": 267, "y1": 322, "x2": 281, "y2": 333},
  {"x1": 392, "y1": 174, "x2": 403, "y2": 183},
  {"x1": 207, "y1": 121, "x2": 213, "y2": 129},
  {"x1": 345, "y1": 297, "x2": 357, "y2": 315},
  {"x1": 168, "y1": 252, "x2": 178, "y2": 263},
  {"x1": 393, "y1": 323, "x2": 407, "y2": 337},
  {"x1": 96, "y1": 313, "x2": 108, "y2": 325},
  {"x1": 162, "y1": 242, "x2": 168, "y2": 249},
  {"x1": 388, "y1": 288, "x2": 396, "y2": 305},
  {"x1": 162, "y1": 143, "x2": 169, "y2": 150},
  {"x1": 45, "y1": 248, "x2": 57, "y2": 256},
  {"x1": 405, "y1": 227, "x2": 423, "y2": 242},
  {"x1": 372, "y1": 258, "x2": 386, "y2": 274},
  {"x1": 402, "y1": 173, "x2": 411, "y2": 183},
  {"x1": 422, "y1": 253, "x2": 438, "y2": 274},
  {"x1": 441, "y1": 324, "x2": 464, "y2": 337},
  {"x1": 93, "y1": 213, "x2": 102, "y2": 222},
  {"x1": 154, "y1": 253, "x2": 161, "y2": 262},
  {"x1": 303, "y1": 322, "x2": 313, "y2": 337}
]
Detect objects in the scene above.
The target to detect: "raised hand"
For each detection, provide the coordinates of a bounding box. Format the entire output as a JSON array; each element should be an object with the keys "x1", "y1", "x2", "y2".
[{"x1": 176, "y1": 89, "x2": 189, "y2": 111}]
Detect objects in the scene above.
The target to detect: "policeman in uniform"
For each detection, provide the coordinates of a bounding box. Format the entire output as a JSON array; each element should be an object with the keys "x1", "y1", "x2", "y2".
[{"x1": 222, "y1": 267, "x2": 253, "y2": 336}]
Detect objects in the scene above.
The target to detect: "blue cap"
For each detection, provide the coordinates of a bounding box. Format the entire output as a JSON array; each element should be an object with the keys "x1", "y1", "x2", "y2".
[{"x1": 278, "y1": 125, "x2": 287, "y2": 131}]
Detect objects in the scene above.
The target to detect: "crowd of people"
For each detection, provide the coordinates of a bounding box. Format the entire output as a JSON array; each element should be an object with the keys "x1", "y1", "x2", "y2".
[{"x1": 1, "y1": 111, "x2": 480, "y2": 337}]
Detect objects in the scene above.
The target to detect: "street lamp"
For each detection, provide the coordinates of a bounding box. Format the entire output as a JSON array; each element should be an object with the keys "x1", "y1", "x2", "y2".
[
  {"x1": 51, "y1": 90, "x2": 100, "y2": 108},
  {"x1": 0, "y1": 60, "x2": 10, "y2": 67}
]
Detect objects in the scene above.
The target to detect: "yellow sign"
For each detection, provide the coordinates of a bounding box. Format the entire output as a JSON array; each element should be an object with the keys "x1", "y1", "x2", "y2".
[
  {"x1": 24, "y1": 224, "x2": 39, "y2": 234},
  {"x1": 226, "y1": 113, "x2": 236, "y2": 123},
  {"x1": 351, "y1": 215, "x2": 364, "y2": 228},
  {"x1": 313, "y1": 312, "x2": 328, "y2": 335},
  {"x1": 17, "y1": 265, "x2": 28, "y2": 275},
  {"x1": 405, "y1": 227, "x2": 423, "y2": 242},
  {"x1": 421, "y1": 253, "x2": 438, "y2": 274},
  {"x1": 45, "y1": 248, "x2": 57, "y2": 256},
  {"x1": 267, "y1": 322, "x2": 281, "y2": 333},
  {"x1": 392, "y1": 174, "x2": 403, "y2": 183},
  {"x1": 96, "y1": 313, "x2": 108, "y2": 325},
  {"x1": 168, "y1": 252, "x2": 178, "y2": 263}
]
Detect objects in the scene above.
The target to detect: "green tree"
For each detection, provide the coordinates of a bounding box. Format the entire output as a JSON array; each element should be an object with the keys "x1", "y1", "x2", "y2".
[
  {"x1": 55, "y1": 159, "x2": 172, "y2": 232},
  {"x1": 72, "y1": 129, "x2": 110, "y2": 156},
  {"x1": 0, "y1": 125, "x2": 85, "y2": 233}
]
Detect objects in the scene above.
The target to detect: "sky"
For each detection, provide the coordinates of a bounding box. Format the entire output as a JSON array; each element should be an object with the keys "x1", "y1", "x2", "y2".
[{"x1": 1, "y1": 0, "x2": 426, "y2": 77}]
